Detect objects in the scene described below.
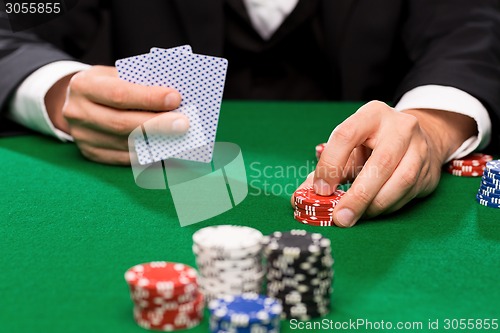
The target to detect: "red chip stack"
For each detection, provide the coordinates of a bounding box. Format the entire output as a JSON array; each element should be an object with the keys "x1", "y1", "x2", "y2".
[
  {"x1": 446, "y1": 153, "x2": 493, "y2": 177},
  {"x1": 293, "y1": 186, "x2": 345, "y2": 226},
  {"x1": 125, "y1": 262, "x2": 203, "y2": 331}
]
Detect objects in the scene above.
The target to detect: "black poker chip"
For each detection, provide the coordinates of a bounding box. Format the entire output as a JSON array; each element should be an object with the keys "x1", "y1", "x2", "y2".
[{"x1": 263, "y1": 230, "x2": 334, "y2": 320}]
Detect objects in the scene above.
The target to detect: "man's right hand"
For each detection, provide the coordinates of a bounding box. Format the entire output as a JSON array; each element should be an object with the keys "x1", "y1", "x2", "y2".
[{"x1": 45, "y1": 65, "x2": 188, "y2": 165}]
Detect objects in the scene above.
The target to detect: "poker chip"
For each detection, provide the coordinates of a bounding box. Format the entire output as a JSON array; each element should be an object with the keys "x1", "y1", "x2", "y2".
[
  {"x1": 474, "y1": 159, "x2": 500, "y2": 209},
  {"x1": 316, "y1": 143, "x2": 326, "y2": 161},
  {"x1": 294, "y1": 202, "x2": 335, "y2": 212},
  {"x1": 125, "y1": 262, "x2": 198, "y2": 299},
  {"x1": 262, "y1": 230, "x2": 333, "y2": 319},
  {"x1": 133, "y1": 292, "x2": 204, "y2": 331},
  {"x1": 294, "y1": 187, "x2": 345, "y2": 207},
  {"x1": 482, "y1": 173, "x2": 500, "y2": 186},
  {"x1": 193, "y1": 225, "x2": 264, "y2": 302},
  {"x1": 446, "y1": 164, "x2": 485, "y2": 177},
  {"x1": 208, "y1": 293, "x2": 282, "y2": 333},
  {"x1": 484, "y1": 171, "x2": 500, "y2": 180},
  {"x1": 125, "y1": 262, "x2": 203, "y2": 331},
  {"x1": 478, "y1": 187, "x2": 500, "y2": 198},
  {"x1": 476, "y1": 193, "x2": 500, "y2": 209},
  {"x1": 482, "y1": 179, "x2": 500, "y2": 190},
  {"x1": 479, "y1": 183, "x2": 500, "y2": 194},
  {"x1": 293, "y1": 186, "x2": 345, "y2": 226},
  {"x1": 450, "y1": 153, "x2": 493, "y2": 167},
  {"x1": 294, "y1": 216, "x2": 336, "y2": 227},
  {"x1": 294, "y1": 208, "x2": 332, "y2": 218},
  {"x1": 485, "y1": 160, "x2": 500, "y2": 176},
  {"x1": 446, "y1": 153, "x2": 491, "y2": 177},
  {"x1": 477, "y1": 193, "x2": 500, "y2": 205}
]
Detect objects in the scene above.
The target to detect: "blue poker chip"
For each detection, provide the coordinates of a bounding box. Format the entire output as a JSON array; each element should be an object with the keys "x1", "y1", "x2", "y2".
[
  {"x1": 482, "y1": 175, "x2": 500, "y2": 187},
  {"x1": 478, "y1": 188, "x2": 500, "y2": 199},
  {"x1": 209, "y1": 293, "x2": 282, "y2": 328},
  {"x1": 479, "y1": 183, "x2": 500, "y2": 193},
  {"x1": 481, "y1": 179, "x2": 500, "y2": 190},
  {"x1": 476, "y1": 193, "x2": 500, "y2": 209},
  {"x1": 484, "y1": 170, "x2": 500, "y2": 180},
  {"x1": 210, "y1": 320, "x2": 279, "y2": 333},
  {"x1": 476, "y1": 193, "x2": 500, "y2": 205},
  {"x1": 485, "y1": 160, "x2": 500, "y2": 176}
]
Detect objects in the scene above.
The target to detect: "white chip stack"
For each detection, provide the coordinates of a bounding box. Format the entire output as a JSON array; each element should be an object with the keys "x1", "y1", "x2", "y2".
[{"x1": 192, "y1": 225, "x2": 264, "y2": 302}]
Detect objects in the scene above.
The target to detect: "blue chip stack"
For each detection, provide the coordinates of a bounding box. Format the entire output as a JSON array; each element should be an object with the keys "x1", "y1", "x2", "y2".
[
  {"x1": 476, "y1": 160, "x2": 500, "y2": 209},
  {"x1": 208, "y1": 293, "x2": 282, "y2": 333}
]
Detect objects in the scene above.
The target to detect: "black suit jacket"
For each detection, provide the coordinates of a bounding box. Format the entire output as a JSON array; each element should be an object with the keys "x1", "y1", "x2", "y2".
[{"x1": 1, "y1": 0, "x2": 500, "y2": 140}]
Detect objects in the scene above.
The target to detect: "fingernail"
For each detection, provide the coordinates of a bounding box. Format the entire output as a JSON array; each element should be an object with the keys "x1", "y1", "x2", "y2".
[
  {"x1": 171, "y1": 118, "x2": 189, "y2": 133},
  {"x1": 165, "y1": 93, "x2": 179, "y2": 107},
  {"x1": 313, "y1": 178, "x2": 332, "y2": 196},
  {"x1": 336, "y1": 208, "x2": 356, "y2": 227}
]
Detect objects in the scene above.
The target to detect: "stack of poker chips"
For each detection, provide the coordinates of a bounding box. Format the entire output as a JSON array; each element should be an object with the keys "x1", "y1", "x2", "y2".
[
  {"x1": 192, "y1": 225, "x2": 265, "y2": 302},
  {"x1": 445, "y1": 153, "x2": 493, "y2": 177},
  {"x1": 316, "y1": 143, "x2": 326, "y2": 160},
  {"x1": 208, "y1": 293, "x2": 282, "y2": 333},
  {"x1": 124, "y1": 262, "x2": 204, "y2": 331},
  {"x1": 293, "y1": 186, "x2": 345, "y2": 226},
  {"x1": 262, "y1": 230, "x2": 333, "y2": 320},
  {"x1": 476, "y1": 160, "x2": 500, "y2": 209}
]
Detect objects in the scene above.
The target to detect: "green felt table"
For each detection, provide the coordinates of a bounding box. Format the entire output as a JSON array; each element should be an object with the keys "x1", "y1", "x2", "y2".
[{"x1": 1, "y1": 102, "x2": 499, "y2": 333}]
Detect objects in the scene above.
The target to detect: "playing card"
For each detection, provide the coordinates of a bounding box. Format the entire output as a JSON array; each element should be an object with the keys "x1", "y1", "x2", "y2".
[
  {"x1": 148, "y1": 47, "x2": 228, "y2": 162},
  {"x1": 131, "y1": 127, "x2": 154, "y2": 165},
  {"x1": 115, "y1": 45, "x2": 192, "y2": 86},
  {"x1": 117, "y1": 45, "x2": 206, "y2": 164},
  {"x1": 118, "y1": 45, "x2": 227, "y2": 164},
  {"x1": 142, "y1": 104, "x2": 208, "y2": 163}
]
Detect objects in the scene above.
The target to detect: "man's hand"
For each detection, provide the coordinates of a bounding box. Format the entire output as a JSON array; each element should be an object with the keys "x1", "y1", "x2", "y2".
[
  {"x1": 45, "y1": 66, "x2": 187, "y2": 165},
  {"x1": 296, "y1": 101, "x2": 478, "y2": 227}
]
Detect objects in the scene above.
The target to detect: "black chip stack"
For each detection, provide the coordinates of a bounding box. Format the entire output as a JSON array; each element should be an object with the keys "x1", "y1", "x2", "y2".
[{"x1": 262, "y1": 230, "x2": 333, "y2": 320}]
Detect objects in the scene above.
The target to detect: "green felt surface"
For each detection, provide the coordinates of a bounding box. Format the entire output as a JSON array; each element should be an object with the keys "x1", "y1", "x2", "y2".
[{"x1": 1, "y1": 101, "x2": 499, "y2": 333}]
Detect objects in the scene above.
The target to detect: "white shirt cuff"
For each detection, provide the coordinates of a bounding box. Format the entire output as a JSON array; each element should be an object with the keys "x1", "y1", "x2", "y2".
[
  {"x1": 7, "y1": 60, "x2": 91, "y2": 142},
  {"x1": 394, "y1": 85, "x2": 492, "y2": 162}
]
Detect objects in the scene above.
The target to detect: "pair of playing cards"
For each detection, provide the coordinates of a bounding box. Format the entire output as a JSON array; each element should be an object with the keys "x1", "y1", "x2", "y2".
[{"x1": 116, "y1": 45, "x2": 228, "y2": 165}]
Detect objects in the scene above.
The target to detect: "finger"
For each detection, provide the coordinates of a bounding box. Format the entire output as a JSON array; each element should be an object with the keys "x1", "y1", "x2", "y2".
[
  {"x1": 332, "y1": 113, "x2": 417, "y2": 227},
  {"x1": 292, "y1": 148, "x2": 370, "y2": 208},
  {"x1": 341, "y1": 146, "x2": 371, "y2": 183},
  {"x1": 314, "y1": 101, "x2": 386, "y2": 196},
  {"x1": 69, "y1": 70, "x2": 181, "y2": 111},
  {"x1": 64, "y1": 101, "x2": 189, "y2": 136},
  {"x1": 70, "y1": 126, "x2": 130, "y2": 151},
  {"x1": 78, "y1": 144, "x2": 131, "y2": 165},
  {"x1": 363, "y1": 141, "x2": 424, "y2": 217}
]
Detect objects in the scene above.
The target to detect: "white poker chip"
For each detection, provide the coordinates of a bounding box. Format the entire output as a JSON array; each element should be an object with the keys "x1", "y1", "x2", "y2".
[{"x1": 193, "y1": 225, "x2": 264, "y2": 301}]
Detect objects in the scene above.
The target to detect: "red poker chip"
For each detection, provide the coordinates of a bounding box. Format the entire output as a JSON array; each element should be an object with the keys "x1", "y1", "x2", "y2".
[
  {"x1": 445, "y1": 164, "x2": 484, "y2": 177},
  {"x1": 294, "y1": 186, "x2": 345, "y2": 207},
  {"x1": 294, "y1": 215, "x2": 336, "y2": 227},
  {"x1": 294, "y1": 202, "x2": 336, "y2": 212},
  {"x1": 133, "y1": 292, "x2": 204, "y2": 331},
  {"x1": 446, "y1": 170, "x2": 483, "y2": 177},
  {"x1": 450, "y1": 153, "x2": 493, "y2": 167},
  {"x1": 294, "y1": 208, "x2": 333, "y2": 219},
  {"x1": 129, "y1": 285, "x2": 199, "y2": 309},
  {"x1": 316, "y1": 143, "x2": 326, "y2": 160},
  {"x1": 447, "y1": 164, "x2": 485, "y2": 172},
  {"x1": 125, "y1": 262, "x2": 198, "y2": 299}
]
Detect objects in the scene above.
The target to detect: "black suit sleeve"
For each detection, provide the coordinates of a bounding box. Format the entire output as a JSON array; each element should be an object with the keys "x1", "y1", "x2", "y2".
[
  {"x1": 394, "y1": 0, "x2": 500, "y2": 131},
  {"x1": 0, "y1": 0, "x2": 103, "y2": 116}
]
